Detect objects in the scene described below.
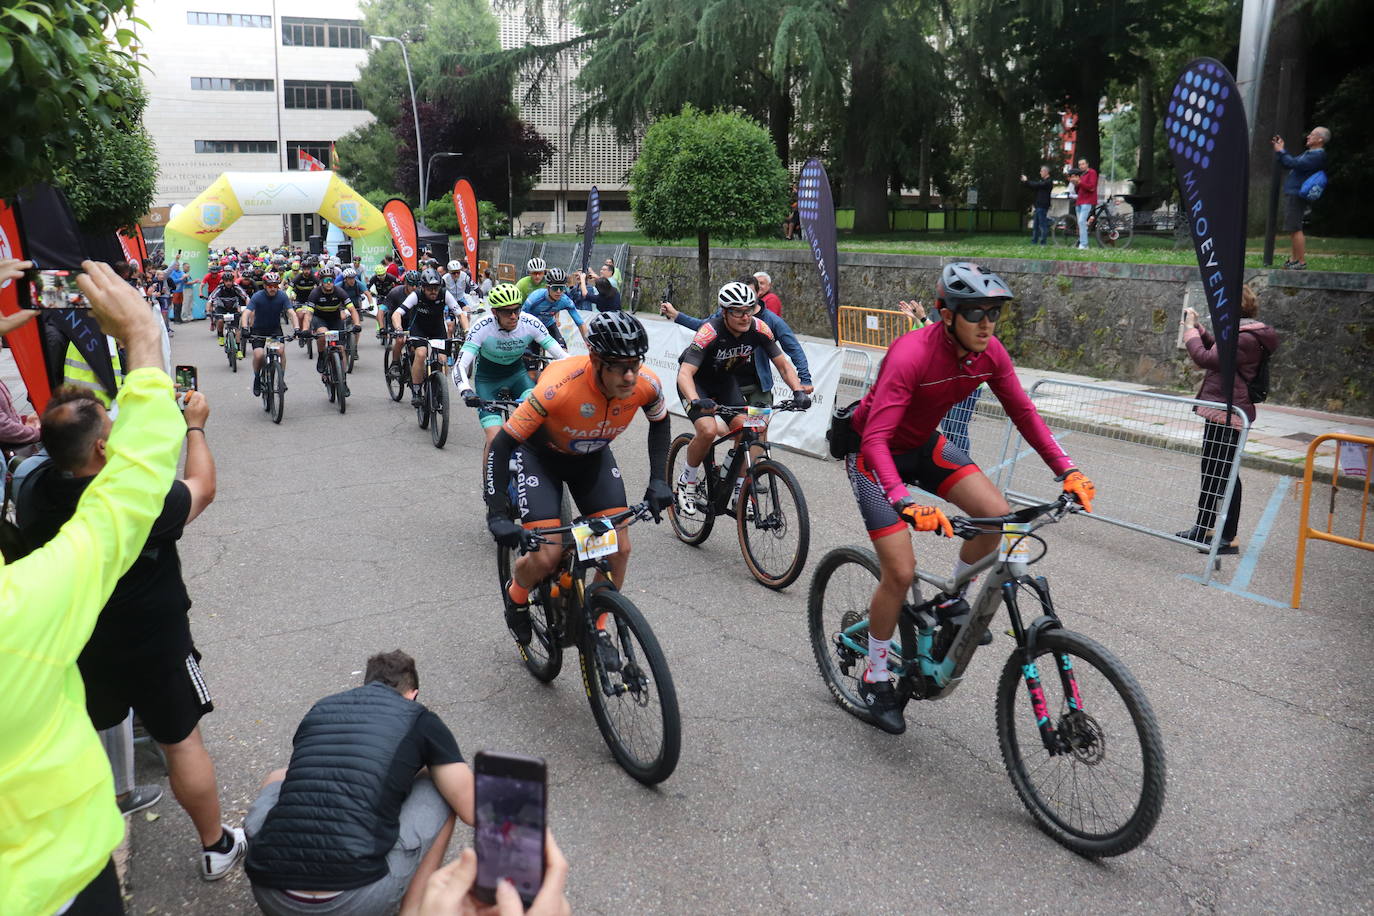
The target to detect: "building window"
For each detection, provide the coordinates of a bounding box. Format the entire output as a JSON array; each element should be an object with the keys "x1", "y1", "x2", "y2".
[
  {"x1": 287, "y1": 141, "x2": 332, "y2": 170},
  {"x1": 194, "y1": 140, "x2": 278, "y2": 154},
  {"x1": 187, "y1": 12, "x2": 272, "y2": 27},
  {"x1": 283, "y1": 80, "x2": 363, "y2": 110},
  {"x1": 281, "y1": 17, "x2": 366, "y2": 49},
  {"x1": 190, "y1": 77, "x2": 274, "y2": 92},
  {"x1": 289, "y1": 213, "x2": 322, "y2": 242}
]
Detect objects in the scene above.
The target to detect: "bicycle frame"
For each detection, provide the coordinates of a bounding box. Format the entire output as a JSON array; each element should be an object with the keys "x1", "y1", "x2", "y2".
[{"x1": 698, "y1": 414, "x2": 772, "y2": 516}]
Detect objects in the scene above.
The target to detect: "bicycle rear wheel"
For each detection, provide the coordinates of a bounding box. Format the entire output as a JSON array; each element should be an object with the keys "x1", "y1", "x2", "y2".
[
  {"x1": 1095, "y1": 210, "x2": 1134, "y2": 249},
  {"x1": 736, "y1": 459, "x2": 809, "y2": 590},
  {"x1": 226, "y1": 329, "x2": 238, "y2": 372},
  {"x1": 271, "y1": 362, "x2": 286, "y2": 424},
  {"x1": 995, "y1": 628, "x2": 1165, "y2": 857},
  {"x1": 347, "y1": 333, "x2": 358, "y2": 373},
  {"x1": 384, "y1": 348, "x2": 405, "y2": 401},
  {"x1": 497, "y1": 524, "x2": 564, "y2": 684},
  {"x1": 331, "y1": 351, "x2": 347, "y2": 414},
  {"x1": 430, "y1": 372, "x2": 449, "y2": 447},
  {"x1": 666, "y1": 433, "x2": 713, "y2": 545},
  {"x1": 807, "y1": 547, "x2": 893, "y2": 721},
  {"x1": 580, "y1": 588, "x2": 680, "y2": 785}
]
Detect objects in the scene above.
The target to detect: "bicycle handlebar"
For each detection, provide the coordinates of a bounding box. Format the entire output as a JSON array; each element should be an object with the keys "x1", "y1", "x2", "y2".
[
  {"x1": 715, "y1": 400, "x2": 807, "y2": 416},
  {"x1": 521, "y1": 502, "x2": 653, "y2": 550},
  {"x1": 945, "y1": 494, "x2": 1081, "y2": 540}
]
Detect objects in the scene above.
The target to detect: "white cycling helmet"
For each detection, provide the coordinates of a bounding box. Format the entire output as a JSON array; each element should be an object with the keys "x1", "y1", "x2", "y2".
[
  {"x1": 718, "y1": 281, "x2": 758, "y2": 311},
  {"x1": 526, "y1": 257, "x2": 546, "y2": 273},
  {"x1": 341, "y1": 267, "x2": 357, "y2": 279},
  {"x1": 447, "y1": 260, "x2": 463, "y2": 273}
]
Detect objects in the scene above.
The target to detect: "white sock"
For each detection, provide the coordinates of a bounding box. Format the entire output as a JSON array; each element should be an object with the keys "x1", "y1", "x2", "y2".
[
  {"x1": 953, "y1": 558, "x2": 976, "y2": 596},
  {"x1": 864, "y1": 636, "x2": 891, "y2": 682},
  {"x1": 680, "y1": 463, "x2": 700, "y2": 483}
]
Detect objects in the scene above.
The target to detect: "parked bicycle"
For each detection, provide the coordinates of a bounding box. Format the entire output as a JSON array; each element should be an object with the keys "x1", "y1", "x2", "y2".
[
  {"x1": 496, "y1": 502, "x2": 681, "y2": 784},
  {"x1": 628, "y1": 273, "x2": 686, "y2": 315},
  {"x1": 1051, "y1": 196, "x2": 1135, "y2": 249},
  {"x1": 667, "y1": 401, "x2": 811, "y2": 589},
  {"x1": 252, "y1": 333, "x2": 291, "y2": 424},
  {"x1": 808, "y1": 495, "x2": 1165, "y2": 856}
]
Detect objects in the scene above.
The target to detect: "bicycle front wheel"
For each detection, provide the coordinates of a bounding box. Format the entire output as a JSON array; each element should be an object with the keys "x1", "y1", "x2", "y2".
[
  {"x1": 666, "y1": 433, "x2": 713, "y2": 545},
  {"x1": 581, "y1": 588, "x2": 681, "y2": 784},
  {"x1": 331, "y1": 351, "x2": 347, "y2": 414},
  {"x1": 736, "y1": 459, "x2": 809, "y2": 590},
  {"x1": 1096, "y1": 211, "x2": 1134, "y2": 249},
  {"x1": 226, "y1": 330, "x2": 238, "y2": 372},
  {"x1": 384, "y1": 348, "x2": 405, "y2": 401},
  {"x1": 271, "y1": 362, "x2": 286, "y2": 424},
  {"x1": 430, "y1": 373, "x2": 450, "y2": 448},
  {"x1": 995, "y1": 628, "x2": 1165, "y2": 857}
]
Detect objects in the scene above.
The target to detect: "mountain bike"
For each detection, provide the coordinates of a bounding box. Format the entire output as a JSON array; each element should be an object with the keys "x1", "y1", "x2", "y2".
[
  {"x1": 383, "y1": 330, "x2": 412, "y2": 402},
  {"x1": 666, "y1": 401, "x2": 810, "y2": 589},
  {"x1": 220, "y1": 310, "x2": 242, "y2": 372},
  {"x1": 808, "y1": 495, "x2": 1165, "y2": 857},
  {"x1": 318, "y1": 328, "x2": 357, "y2": 414},
  {"x1": 343, "y1": 316, "x2": 360, "y2": 373},
  {"x1": 412, "y1": 335, "x2": 456, "y2": 448},
  {"x1": 496, "y1": 502, "x2": 681, "y2": 784},
  {"x1": 1051, "y1": 196, "x2": 1135, "y2": 248},
  {"x1": 252, "y1": 333, "x2": 291, "y2": 425}
]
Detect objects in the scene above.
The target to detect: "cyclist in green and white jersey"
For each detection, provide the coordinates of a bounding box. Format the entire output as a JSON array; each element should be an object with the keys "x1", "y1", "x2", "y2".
[
  {"x1": 513, "y1": 257, "x2": 547, "y2": 302},
  {"x1": 455, "y1": 283, "x2": 566, "y2": 462}
]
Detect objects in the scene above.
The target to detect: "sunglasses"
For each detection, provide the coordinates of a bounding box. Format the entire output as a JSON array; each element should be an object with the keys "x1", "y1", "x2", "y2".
[
  {"x1": 492, "y1": 306, "x2": 520, "y2": 316},
  {"x1": 722, "y1": 306, "x2": 752, "y2": 317},
  {"x1": 601, "y1": 357, "x2": 642, "y2": 375},
  {"x1": 548, "y1": 285, "x2": 568, "y2": 293},
  {"x1": 957, "y1": 304, "x2": 1003, "y2": 323}
]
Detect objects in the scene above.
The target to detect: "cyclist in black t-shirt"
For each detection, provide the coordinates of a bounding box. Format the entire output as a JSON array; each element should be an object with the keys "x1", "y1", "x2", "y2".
[
  {"x1": 383, "y1": 269, "x2": 421, "y2": 364},
  {"x1": 304, "y1": 268, "x2": 363, "y2": 376},
  {"x1": 674, "y1": 281, "x2": 808, "y2": 512},
  {"x1": 391, "y1": 268, "x2": 458, "y2": 406}
]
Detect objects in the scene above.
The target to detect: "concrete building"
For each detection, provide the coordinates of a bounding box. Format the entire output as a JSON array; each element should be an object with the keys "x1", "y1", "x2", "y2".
[
  {"x1": 136, "y1": 0, "x2": 372, "y2": 251},
  {"x1": 136, "y1": 1, "x2": 639, "y2": 250}
]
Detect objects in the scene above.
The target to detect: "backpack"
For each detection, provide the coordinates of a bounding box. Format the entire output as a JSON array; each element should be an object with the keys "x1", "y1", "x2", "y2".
[
  {"x1": 0, "y1": 455, "x2": 52, "y2": 563},
  {"x1": 1240, "y1": 329, "x2": 1272, "y2": 405},
  {"x1": 1300, "y1": 170, "x2": 1327, "y2": 202}
]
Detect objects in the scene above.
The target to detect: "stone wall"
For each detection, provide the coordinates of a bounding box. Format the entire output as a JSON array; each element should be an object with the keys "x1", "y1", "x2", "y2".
[{"x1": 611, "y1": 246, "x2": 1374, "y2": 417}]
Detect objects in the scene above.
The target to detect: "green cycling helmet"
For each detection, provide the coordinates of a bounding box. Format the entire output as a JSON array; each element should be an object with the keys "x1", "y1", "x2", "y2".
[{"x1": 486, "y1": 283, "x2": 524, "y2": 310}]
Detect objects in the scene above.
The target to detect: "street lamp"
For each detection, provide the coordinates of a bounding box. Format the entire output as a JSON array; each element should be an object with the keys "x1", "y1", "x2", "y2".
[
  {"x1": 425, "y1": 152, "x2": 463, "y2": 209},
  {"x1": 506, "y1": 153, "x2": 513, "y2": 236},
  {"x1": 372, "y1": 35, "x2": 424, "y2": 208}
]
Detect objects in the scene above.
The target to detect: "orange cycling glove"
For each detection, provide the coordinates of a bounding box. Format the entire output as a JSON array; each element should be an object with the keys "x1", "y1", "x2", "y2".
[
  {"x1": 1059, "y1": 469, "x2": 1096, "y2": 512},
  {"x1": 894, "y1": 499, "x2": 954, "y2": 537}
]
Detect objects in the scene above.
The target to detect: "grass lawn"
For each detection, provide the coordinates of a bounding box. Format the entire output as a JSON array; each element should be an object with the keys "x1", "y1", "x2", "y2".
[{"x1": 529, "y1": 230, "x2": 1374, "y2": 274}]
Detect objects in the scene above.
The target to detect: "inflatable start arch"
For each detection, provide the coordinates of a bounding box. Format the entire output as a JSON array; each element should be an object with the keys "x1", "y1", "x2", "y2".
[{"x1": 164, "y1": 171, "x2": 392, "y2": 317}]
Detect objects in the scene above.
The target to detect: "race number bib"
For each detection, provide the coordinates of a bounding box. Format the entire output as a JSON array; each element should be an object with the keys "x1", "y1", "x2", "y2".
[
  {"x1": 998, "y1": 523, "x2": 1033, "y2": 563},
  {"x1": 743, "y1": 406, "x2": 771, "y2": 429},
  {"x1": 571, "y1": 523, "x2": 618, "y2": 561}
]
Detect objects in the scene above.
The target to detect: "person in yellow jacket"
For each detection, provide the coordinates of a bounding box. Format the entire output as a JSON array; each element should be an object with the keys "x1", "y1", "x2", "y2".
[{"x1": 0, "y1": 259, "x2": 185, "y2": 915}]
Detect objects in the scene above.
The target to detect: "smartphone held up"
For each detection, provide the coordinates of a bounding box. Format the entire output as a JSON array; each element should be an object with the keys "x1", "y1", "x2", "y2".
[
  {"x1": 27, "y1": 268, "x2": 91, "y2": 309},
  {"x1": 473, "y1": 751, "x2": 547, "y2": 907},
  {"x1": 175, "y1": 365, "x2": 198, "y2": 408}
]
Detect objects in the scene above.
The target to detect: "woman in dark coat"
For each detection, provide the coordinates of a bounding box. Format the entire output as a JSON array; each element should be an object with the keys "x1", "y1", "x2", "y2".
[{"x1": 1178, "y1": 285, "x2": 1280, "y2": 553}]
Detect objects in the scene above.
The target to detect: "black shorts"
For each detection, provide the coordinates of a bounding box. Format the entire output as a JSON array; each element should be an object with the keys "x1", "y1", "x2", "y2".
[
  {"x1": 1281, "y1": 194, "x2": 1308, "y2": 233},
  {"x1": 81, "y1": 645, "x2": 214, "y2": 745},
  {"x1": 845, "y1": 431, "x2": 980, "y2": 539},
  {"x1": 679, "y1": 375, "x2": 755, "y2": 421},
  {"x1": 510, "y1": 445, "x2": 627, "y2": 526},
  {"x1": 310, "y1": 311, "x2": 345, "y2": 332},
  {"x1": 248, "y1": 329, "x2": 284, "y2": 349}
]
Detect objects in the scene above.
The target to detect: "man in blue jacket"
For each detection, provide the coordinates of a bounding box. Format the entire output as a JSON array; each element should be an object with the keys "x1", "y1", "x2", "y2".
[
  {"x1": 660, "y1": 283, "x2": 813, "y2": 403},
  {"x1": 1272, "y1": 126, "x2": 1330, "y2": 270}
]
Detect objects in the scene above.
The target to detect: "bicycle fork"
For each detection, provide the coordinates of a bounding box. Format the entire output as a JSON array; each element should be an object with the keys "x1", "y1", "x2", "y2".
[{"x1": 1009, "y1": 578, "x2": 1084, "y2": 755}]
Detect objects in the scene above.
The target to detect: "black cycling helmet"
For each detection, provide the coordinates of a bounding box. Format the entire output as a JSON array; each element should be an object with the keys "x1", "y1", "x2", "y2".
[
  {"x1": 935, "y1": 262, "x2": 1013, "y2": 310},
  {"x1": 586, "y1": 311, "x2": 649, "y2": 359},
  {"x1": 420, "y1": 267, "x2": 442, "y2": 286},
  {"x1": 404, "y1": 269, "x2": 422, "y2": 286}
]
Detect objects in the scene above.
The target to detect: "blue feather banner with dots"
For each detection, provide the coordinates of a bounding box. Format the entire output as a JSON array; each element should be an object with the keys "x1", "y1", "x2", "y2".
[
  {"x1": 797, "y1": 158, "x2": 840, "y2": 344},
  {"x1": 1165, "y1": 58, "x2": 1248, "y2": 412}
]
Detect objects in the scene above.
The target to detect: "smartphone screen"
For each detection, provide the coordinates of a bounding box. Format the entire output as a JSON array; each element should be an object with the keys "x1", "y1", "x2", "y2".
[
  {"x1": 473, "y1": 752, "x2": 546, "y2": 906},
  {"x1": 27, "y1": 269, "x2": 91, "y2": 309},
  {"x1": 174, "y1": 365, "x2": 198, "y2": 401}
]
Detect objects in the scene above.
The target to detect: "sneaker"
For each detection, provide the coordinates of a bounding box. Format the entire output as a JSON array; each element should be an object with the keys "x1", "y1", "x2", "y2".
[
  {"x1": 675, "y1": 474, "x2": 700, "y2": 516},
  {"x1": 856, "y1": 675, "x2": 905, "y2": 735},
  {"x1": 503, "y1": 580, "x2": 532, "y2": 645},
  {"x1": 200, "y1": 825, "x2": 246, "y2": 881},
  {"x1": 216, "y1": 336, "x2": 225, "y2": 346},
  {"x1": 117, "y1": 784, "x2": 163, "y2": 816},
  {"x1": 252, "y1": 377, "x2": 262, "y2": 397},
  {"x1": 411, "y1": 391, "x2": 424, "y2": 407},
  {"x1": 1291, "y1": 261, "x2": 1307, "y2": 270}
]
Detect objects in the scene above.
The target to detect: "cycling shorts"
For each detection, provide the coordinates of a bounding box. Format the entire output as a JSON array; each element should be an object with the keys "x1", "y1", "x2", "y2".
[
  {"x1": 310, "y1": 311, "x2": 345, "y2": 332},
  {"x1": 846, "y1": 431, "x2": 980, "y2": 539},
  {"x1": 678, "y1": 375, "x2": 756, "y2": 422},
  {"x1": 475, "y1": 361, "x2": 534, "y2": 429},
  {"x1": 509, "y1": 444, "x2": 627, "y2": 527},
  {"x1": 248, "y1": 329, "x2": 285, "y2": 349}
]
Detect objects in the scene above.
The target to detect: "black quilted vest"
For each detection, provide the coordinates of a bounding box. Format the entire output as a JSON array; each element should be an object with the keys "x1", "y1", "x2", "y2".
[{"x1": 245, "y1": 683, "x2": 425, "y2": 890}]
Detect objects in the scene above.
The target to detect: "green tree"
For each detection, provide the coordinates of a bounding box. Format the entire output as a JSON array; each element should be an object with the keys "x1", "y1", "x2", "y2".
[
  {"x1": 0, "y1": 0, "x2": 146, "y2": 196},
  {"x1": 629, "y1": 107, "x2": 790, "y2": 304},
  {"x1": 337, "y1": 120, "x2": 399, "y2": 202},
  {"x1": 420, "y1": 191, "x2": 459, "y2": 234},
  {"x1": 51, "y1": 77, "x2": 157, "y2": 232}
]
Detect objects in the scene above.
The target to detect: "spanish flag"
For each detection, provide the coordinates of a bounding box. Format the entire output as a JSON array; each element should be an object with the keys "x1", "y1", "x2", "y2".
[{"x1": 330, "y1": 142, "x2": 340, "y2": 171}]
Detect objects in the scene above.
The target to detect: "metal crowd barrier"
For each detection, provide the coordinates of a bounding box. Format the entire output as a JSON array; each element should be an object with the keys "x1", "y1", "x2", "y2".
[
  {"x1": 835, "y1": 348, "x2": 876, "y2": 406},
  {"x1": 837, "y1": 306, "x2": 911, "y2": 350},
  {"x1": 985, "y1": 378, "x2": 1249, "y2": 583},
  {"x1": 1291, "y1": 433, "x2": 1374, "y2": 608}
]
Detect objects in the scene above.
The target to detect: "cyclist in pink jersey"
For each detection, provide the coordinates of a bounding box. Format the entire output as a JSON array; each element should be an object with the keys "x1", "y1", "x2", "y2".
[{"x1": 845, "y1": 262, "x2": 1096, "y2": 734}]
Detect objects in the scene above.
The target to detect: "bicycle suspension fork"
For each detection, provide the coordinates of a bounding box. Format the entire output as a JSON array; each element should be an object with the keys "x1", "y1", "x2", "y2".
[{"x1": 1007, "y1": 576, "x2": 1081, "y2": 754}]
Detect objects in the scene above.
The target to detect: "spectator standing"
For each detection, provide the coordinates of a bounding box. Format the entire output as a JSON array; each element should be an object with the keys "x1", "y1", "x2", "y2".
[
  {"x1": 479, "y1": 269, "x2": 494, "y2": 296},
  {"x1": 1176, "y1": 285, "x2": 1280, "y2": 554},
  {"x1": 16, "y1": 385, "x2": 245, "y2": 880},
  {"x1": 1070, "y1": 159, "x2": 1098, "y2": 249},
  {"x1": 244, "y1": 651, "x2": 475, "y2": 916},
  {"x1": 784, "y1": 183, "x2": 801, "y2": 240},
  {"x1": 754, "y1": 272, "x2": 782, "y2": 317},
  {"x1": 1020, "y1": 166, "x2": 1053, "y2": 246},
  {"x1": 601, "y1": 258, "x2": 622, "y2": 289},
  {"x1": 386, "y1": 255, "x2": 403, "y2": 280},
  {"x1": 0, "y1": 357, "x2": 41, "y2": 458},
  {"x1": 661, "y1": 289, "x2": 813, "y2": 398},
  {"x1": 0, "y1": 257, "x2": 184, "y2": 916},
  {"x1": 166, "y1": 261, "x2": 188, "y2": 322},
  {"x1": 1272, "y1": 127, "x2": 1330, "y2": 270},
  {"x1": 575, "y1": 272, "x2": 621, "y2": 312}
]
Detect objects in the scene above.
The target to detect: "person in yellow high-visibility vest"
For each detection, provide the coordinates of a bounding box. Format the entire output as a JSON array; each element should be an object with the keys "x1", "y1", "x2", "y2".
[
  {"x1": 0, "y1": 259, "x2": 184, "y2": 916},
  {"x1": 62, "y1": 338, "x2": 124, "y2": 407}
]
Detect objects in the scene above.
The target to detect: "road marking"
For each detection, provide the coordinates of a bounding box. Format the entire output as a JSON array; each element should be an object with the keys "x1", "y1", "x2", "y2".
[{"x1": 1231, "y1": 477, "x2": 1291, "y2": 591}]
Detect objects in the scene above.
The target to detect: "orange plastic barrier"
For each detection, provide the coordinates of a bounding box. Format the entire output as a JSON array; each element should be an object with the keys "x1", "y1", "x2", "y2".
[
  {"x1": 496, "y1": 262, "x2": 518, "y2": 283},
  {"x1": 837, "y1": 306, "x2": 913, "y2": 350},
  {"x1": 1291, "y1": 433, "x2": 1374, "y2": 608}
]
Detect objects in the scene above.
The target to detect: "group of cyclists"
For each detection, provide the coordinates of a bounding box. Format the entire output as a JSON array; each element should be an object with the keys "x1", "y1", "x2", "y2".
[{"x1": 196, "y1": 247, "x2": 1098, "y2": 738}]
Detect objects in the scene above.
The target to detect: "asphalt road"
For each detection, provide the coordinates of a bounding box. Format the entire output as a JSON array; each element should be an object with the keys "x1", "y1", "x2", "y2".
[{"x1": 125, "y1": 321, "x2": 1374, "y2": 914}]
